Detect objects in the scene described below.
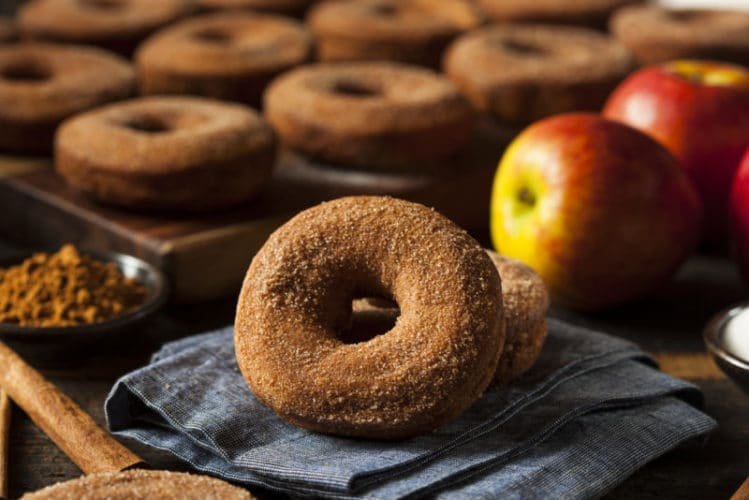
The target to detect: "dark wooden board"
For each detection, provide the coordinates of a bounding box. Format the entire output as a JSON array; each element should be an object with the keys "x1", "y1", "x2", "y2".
[{"x1": 0, "y1": 119, "x2": 515, "y2": 303}]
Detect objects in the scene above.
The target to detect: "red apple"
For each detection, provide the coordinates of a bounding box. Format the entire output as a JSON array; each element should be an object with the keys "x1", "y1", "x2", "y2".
[
  {"x1": 603, "y1": 60, "x2": 749, "y2": 245},
  {"x1": 490, "y1": 113, "x2": 702, "y2": 310},
  {"x1": 730, "y1": 149, "x2": 749, "y2": 280}
]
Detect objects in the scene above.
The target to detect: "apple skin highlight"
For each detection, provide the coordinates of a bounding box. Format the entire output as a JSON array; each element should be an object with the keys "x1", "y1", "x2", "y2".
[
  {"x1": 603, "y1": 60, "x2": 749, "y2": 244},
  {"x1": 490, "y1": 113, "x2": 703, "y2": 311}
]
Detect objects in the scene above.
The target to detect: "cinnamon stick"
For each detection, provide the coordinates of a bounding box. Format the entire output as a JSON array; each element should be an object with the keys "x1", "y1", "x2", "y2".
[
  {"x1": 0, "y1": 390, "x2": 10, "y2": 500},
  {"x1": 0, "y1": 342, "x2": 143, "y2": 474}
]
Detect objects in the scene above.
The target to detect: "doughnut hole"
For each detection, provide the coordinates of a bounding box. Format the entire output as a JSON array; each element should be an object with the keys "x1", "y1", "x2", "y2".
[
  {"x1": 330, "y1": 79, "x2": 381, "y2": 98},
  {"x1": 371, "y1": 3, "x2": 399, "y2": 17},
  {"x1": 494, "y1": 38, "x2": 547, "y2": 57},
  {"x1": 116, "y1": 111, "x2": 207, "y2": 134},
  {"x1": 0, "y1": 61, "x2": 51, "y2": 82},
  {"x1": 192, "y1": 28, "x2": 234, "y2": 44},
  {"x1": 78, "y1": 0, "x2": 127, "y2": 10},
  {"x1": 340, "y1": 296, "x2": 399, "y2": 344}
]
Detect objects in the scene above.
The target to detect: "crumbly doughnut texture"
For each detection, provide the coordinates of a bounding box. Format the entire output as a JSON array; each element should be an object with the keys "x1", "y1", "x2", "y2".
[
  {"x1": 55, "y1": 96, "x2": 275, "y2": 211},
  {"x1": 444, "y1": 24, "x2": 634, "y2": 124},
  {"x1": 486, "y1": 251, "x2": 548, "y2": 384},
  {"x1": 477, "y1": 0, "x2": 641, "y2": 29},
  {"x1": 22, "y1": 470, "x2": 253, "y2": 500},
  {"x1": 235, "y1": 196, "x2": 504, "y2": 439},
  {"x1": 611, "y1": 5, "x2": 749, "y2": 66},
  {"x1": 18, "y1": 0, "x2": 194, "y2": 56},
  {"x1": 136, "y1": 13, "x2": 313, "y2": 107},
  {"x1": 308, "y1": 0, "x2": 483, "y2": 67},
  {"x1": 264, "y1": 61, "x2": 475, "y2": 170},
  {"x1": 0, "y1": 42, "x2": 135, "y2": 154}
]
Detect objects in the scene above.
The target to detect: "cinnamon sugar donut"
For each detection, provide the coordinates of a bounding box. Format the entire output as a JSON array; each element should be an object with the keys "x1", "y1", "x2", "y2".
[
  {"x1": 136, "y1": 13, "x2": 313, "y2": 107},
  {"x1": 0, "y1": 43, "x2": 135, "y2": 155},
  {"x1": 23, "y1": 470, "x2": 253, "y2": 500},
  {"x1": 476, "y1": 0, "x2": 641, "y2": 29},
  {"x1": 444, "y1": 25, "x2": 634, "y2": 125},
  {"x1": 18, "y1": 0, "x2": 193, "y2": 56},
  {"x1": 264, "y1": 62, "x2": 475, "y2": 170},
  {"x1": 235, "y1": 196, "x2": 504, "y2": 439},
  {"x1": 611, "y1": 6, "x2": 749, "y2": 66},
  {"x1": 487, "y1": 251, "x2": 548, "y2": 385},
  {"x1": 55, "y1": 96, "x2": 275, "y2": 211},
  {"x1": 308, "y1": 0, "x2": 484, "y2": 68},
  {"x1": 196, "y1": 0, "x2": 313, "y2": 17}
]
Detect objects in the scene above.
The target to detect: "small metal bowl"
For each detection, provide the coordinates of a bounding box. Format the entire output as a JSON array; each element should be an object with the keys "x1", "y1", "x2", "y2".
[
  {"x1": 0, "y1": 249, "x2": 168, "y2": 344},
  {"x1": 704, "y1": 304, "x2": 749, "y2": 393}
]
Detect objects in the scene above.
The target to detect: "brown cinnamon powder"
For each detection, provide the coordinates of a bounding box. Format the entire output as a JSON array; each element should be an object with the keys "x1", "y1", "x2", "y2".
[{"x1": 0, "y1": 245, "x2": 147, "y2": 327}]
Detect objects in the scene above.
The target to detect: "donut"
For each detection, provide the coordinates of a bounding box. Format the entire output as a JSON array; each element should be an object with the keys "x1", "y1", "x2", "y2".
[
  {"x1": 136, "y1": 13, "x2": 313, "y2": 107},
  {"x1": 22, "y1": 470, "x2": 253, "y2": 500},
  {"x1": 444, "y1": 25, "x2": 635, "y2": 125},
  {"x1": 235, "y1": 196, "x2": 504, "y2": 439},
  {"x1": 307, "y1": 0, "x2": 484, "y2": 68},
  {"x1": 611, "y1": 6, "x2": 749, "y2": 66},
  {"x1": 352, "y1": 251, "x2": 548, "y2": 385},
  {"x1": 18, "y1": 0, "x2": 194, "y2": 56},
  {"x1": 0, "y1": 43, "x2": 135, "y2": 155},
  {"x1": 196, "y1": 0, "x2": 314, "y2": 17},
  {"x1": 476, "y1": 0, "x2": 642, "y2": 30},
  {"x1": 486, "y1": 251, "x2": 548, "y2": 385},
  {"x1": 55, "y1": 96, "x2": 276, "y2": 212},
  {"x1": 264, "y1": 62, "x2": 476, "y2": 170},
  {"x1": 0, "y1": 18, "x2": 16, "y2": 43}
]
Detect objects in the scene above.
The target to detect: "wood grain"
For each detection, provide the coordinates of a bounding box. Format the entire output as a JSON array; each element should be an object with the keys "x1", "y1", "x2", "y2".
[
  {"x1": 0, "y1": 342, "x2": 143, "y2": 475},
  {"x1": 654, "y1": 352, "x2": 726, "y2": 380},
  {"x1": 0, "y1": 390, "x2": 9, "y2": 500}
]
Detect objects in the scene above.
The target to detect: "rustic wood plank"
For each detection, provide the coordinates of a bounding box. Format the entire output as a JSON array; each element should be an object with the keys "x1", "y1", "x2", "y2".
[{"x1": 655, "y1": 352, "x2": 726, "y2": 380}]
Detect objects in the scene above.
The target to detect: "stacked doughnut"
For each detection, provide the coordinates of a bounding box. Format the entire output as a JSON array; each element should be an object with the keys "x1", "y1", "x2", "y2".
[{"x1": 235, "y1": 196, "x2": 548, "y2": 439}]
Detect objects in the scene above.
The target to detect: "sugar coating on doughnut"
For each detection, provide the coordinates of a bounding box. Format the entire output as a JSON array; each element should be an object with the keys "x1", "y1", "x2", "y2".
[
  {"x1": 611, "y1": 5, "x2": 749, "y2": 65},
  {"x1": 235, "y1": 196, "x2": 504, "y2": 439},
  {"x1": 444, "y1": 24, "x2": 634, "y2": 124},
  {"x1": 264, "y1": 61, "x2": 475, "y2": 169},
  {"x1": 22, "y1": 470, "x2": 253, "y2": 500}
]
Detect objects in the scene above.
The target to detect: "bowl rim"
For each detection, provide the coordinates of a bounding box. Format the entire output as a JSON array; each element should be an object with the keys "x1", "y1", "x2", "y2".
[
  {"x1": 0, "y1": 248, "x2": 169, "y2": 338},
  {"x1": 704, "y1": 303, "x2": 749, "y2": 373}
]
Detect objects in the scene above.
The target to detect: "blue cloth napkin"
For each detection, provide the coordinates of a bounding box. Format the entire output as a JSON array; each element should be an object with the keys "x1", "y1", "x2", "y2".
[{"x1": 105, "y1": 319, "x2": 716, "y2": 499}]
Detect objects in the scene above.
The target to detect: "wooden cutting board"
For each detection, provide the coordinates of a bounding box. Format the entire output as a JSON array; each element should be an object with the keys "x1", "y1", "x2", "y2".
[{"x1": 0, "y1": 119, "x2": 515, "y2": 303}]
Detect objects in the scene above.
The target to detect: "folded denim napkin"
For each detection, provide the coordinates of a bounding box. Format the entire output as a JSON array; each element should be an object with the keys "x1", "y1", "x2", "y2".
[{"x1": 105, "y1": 319, "x2": 716, "y2": 499}]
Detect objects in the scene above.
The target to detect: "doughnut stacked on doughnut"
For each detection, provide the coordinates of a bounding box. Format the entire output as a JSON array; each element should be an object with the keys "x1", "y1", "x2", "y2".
[
  {"x1": 444, "y1": 24, "x2": 634, "y2": 125},
  {"x1": 476, "y1": 0, "x2": 642, "y2": 30},
  {"x1": 264, "y1": 61, "x2": 475, "y2": 170},
  {"x1": 235, "y1": 196, "x2": 505, "y2": 439},
  {"x1": 0, "y1": 18, "x2": 16, "y2": 43},
  {"x1": 55, "y1": 96, "x2": 276, "y2": 211},
  {"x1": 18, "y1": 0, "x2": 194, "y2": 57},
  {"x1": 136, "y1": 13, "x2": 313, "y2": 107},
  {"x1": 611, "y1": 5, "x2": 749, "y2": 66},
  {"x1": 0, "y1": 43, "x2": 135, "y2": 154},
  {"x1": 308, "y1": 0, "x2": 484, "y2": 68}
]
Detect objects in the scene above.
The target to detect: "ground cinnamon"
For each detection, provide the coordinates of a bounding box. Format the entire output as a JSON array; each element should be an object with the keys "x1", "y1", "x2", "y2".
[{"x1": 0, "y1": 245, "x2": 147, "y2": 327}]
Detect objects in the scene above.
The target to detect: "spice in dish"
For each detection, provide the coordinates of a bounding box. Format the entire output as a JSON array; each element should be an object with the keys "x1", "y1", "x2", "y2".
[{"x1": 0, "y1": 245, "x2": 148, "y2": 327}]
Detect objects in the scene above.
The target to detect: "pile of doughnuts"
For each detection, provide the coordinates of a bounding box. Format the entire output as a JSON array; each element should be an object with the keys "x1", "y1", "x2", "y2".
[
  {"x1": 1, "y1": 0, "x2": 749, "y2": 215},
  {"x1": 235, "y1": 196, "x2": 549, "y2": 438}
]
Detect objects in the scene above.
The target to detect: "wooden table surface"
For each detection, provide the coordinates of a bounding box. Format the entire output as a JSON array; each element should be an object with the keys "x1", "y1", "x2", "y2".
[{"x1": 1, "y1": 237, "x2": 747, "y2": 499}]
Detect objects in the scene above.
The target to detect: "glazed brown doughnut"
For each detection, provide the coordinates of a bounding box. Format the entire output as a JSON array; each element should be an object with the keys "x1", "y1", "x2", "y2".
[
  {"x1": 486, "y1": 251, "x2": 548, "y2": 385},
  {"x1": 264, "y1": 62, "x2": 475, "y2": 170},
  {"x1": 18, "y1": 0, "x2": 194, "y2": 56},
  {"x1": 476, "y1": 0, "x2": 642, "y2": 30},
  {"x1": 136, "y1": 13, "x2": 313, "y2": 107},
  {"x1": 611, "y1": 6, "x2": 749, "y2": 66},
  {"x1": 0, "y1": 43, "x2": 135, "y2": 155},
  {"x1": 196, "y1": 0, "x2": 314, "y2": 17},
  {"x1": 235, "y1": 196, "x2": 504, "y2": 439},
  {"x1": 55, "y1": 96, "x2": 275, "y2": 212},
  {"x1": 307, "y1": 0, "x2": 483, "y2": 68},
  {"x1": 444, "y1": 25, "x2": 634, "y2": 125},
  {"x1": 22, "y1": 470, "x2": 253, "y2": 500}
]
